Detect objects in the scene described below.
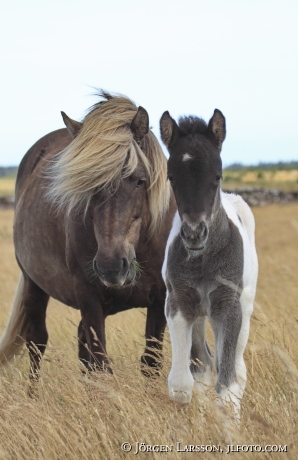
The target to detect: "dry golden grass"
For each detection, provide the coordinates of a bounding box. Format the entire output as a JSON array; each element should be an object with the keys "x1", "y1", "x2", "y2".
[
  {"x1": 0, "y1": 204, "x2": 297, "y2": 459},
  {"x1": 223, "y1": 169, "x2": 298, "y2": 192},
  {"x1": 0, "y1": 176, "x2": 16, "y2": 197}
]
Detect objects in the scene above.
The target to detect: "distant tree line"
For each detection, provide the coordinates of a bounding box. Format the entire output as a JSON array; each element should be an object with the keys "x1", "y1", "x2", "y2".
[
  {"x1": 225, "y1": 161, "x2": 298, "y2": 171},
  {"x1": 0, "y1": 166, "x2": 18, "y2": 177},
  {"x1": 0, "y1": 161, "x2": 297, "y2": 177}
]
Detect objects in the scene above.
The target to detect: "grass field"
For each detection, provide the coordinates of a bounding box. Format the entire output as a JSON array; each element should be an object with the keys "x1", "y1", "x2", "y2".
[
  {"x1": 0, "y1": 204, "x2": 298, "y2": 459},
  {"x1": 0, "y1": 176, "x2": 16, "y2": 197},
  {"x1": 1, "y1": 168, "x2": 298, "y2": 197},
  {"x1": 222, "y1": 169, "x2": 298, "y2": 192}
]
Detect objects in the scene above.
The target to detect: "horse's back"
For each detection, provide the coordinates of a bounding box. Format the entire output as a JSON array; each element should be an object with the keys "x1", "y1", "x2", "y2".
[
  {"x1": 16, "y1": 128, "x2": 72, "y2": 202},
  {"x1": 14, "y1": 128, "x2": 76, "y2": 304}
]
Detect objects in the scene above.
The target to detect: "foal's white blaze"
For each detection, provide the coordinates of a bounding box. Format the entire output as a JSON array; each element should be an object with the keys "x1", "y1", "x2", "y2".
[{"x1": 182, "y1": 153, "x2": 193, "y2": 162}]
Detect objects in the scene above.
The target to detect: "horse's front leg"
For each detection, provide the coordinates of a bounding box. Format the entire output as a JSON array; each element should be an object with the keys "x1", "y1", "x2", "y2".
[
  {"x1": 166, "y1": 292, "x2": 195, "y2": 403},
  {"x1": 77, "y1": 320, "x2": 93, "y2": 371},
  {"x1": 21, "y1": 274, "x2": 50, "y2": 396},
  {"x1": 210, "y1": 287, "x2": 243, "y2": 416},
  {"x1": 141, "y1": 297, "x2": 167, "y2": 376},
  {"x1": 75, "y1": 284, "x2": 111, "y2": 373}
]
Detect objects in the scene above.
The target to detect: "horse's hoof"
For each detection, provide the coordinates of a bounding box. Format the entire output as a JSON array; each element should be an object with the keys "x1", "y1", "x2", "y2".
[
  {"x1": 141, "y1": 364, "x2": 160, "y2": 378},
  {"x1": 27, "y1": 383, "x2": 39, "y2": 399},
  {"x1": 140, "y1": 354, "x2": 162, "y2": 377}
]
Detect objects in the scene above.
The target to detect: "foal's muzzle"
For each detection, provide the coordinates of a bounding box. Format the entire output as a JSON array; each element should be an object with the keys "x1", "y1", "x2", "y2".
[{"x1": 180, "y1": 221, "x2": 209, "y2": 251}]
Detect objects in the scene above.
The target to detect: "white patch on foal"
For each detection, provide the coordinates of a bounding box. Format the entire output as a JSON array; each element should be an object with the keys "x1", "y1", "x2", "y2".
[
  {"x1": 216, "y1": 381, "x2": 242, "y2": 419},
  {"x1": 162, "y1": 211, "x2": 181, "y2": 282},
  {"x1": 166, "y1": 310, "x2": 194, "y2": 403}
]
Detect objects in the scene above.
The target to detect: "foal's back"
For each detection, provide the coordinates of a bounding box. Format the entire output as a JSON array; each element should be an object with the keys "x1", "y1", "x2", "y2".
[{"x1": 221, "y1": 191, "x2": 258, "y2": 289}]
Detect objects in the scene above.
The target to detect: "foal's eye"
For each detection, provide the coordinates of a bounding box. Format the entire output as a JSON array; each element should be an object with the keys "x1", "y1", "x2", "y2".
[
  {"x1": 136, "y1": 178, "x2": 146, "y2": 187},
  {"x1": 168, "y1": 174, "x2": 174, "y2": 183},
  {"x1": 215, "y1": 175, "x2": 222, "y2": 183}
]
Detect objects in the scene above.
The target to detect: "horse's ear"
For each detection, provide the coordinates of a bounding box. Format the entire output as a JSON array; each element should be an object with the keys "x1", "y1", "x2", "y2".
[
  {"x1": 207, "y1": 109, "x2": 226, "y2": 148},
  {"x1": 160, "y1": 111, "x2": 179, "y2": 148},
  {"x1": 61, "y1": 111, "x2": 83, "y2": 138},
  {"x1": 131, "y1": 106, "x2": 149, "y2": 141}
]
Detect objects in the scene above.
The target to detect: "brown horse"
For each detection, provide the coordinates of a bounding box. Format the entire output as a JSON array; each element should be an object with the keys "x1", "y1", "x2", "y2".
[{"x1": 0, "y1": 91, "x2": 176, "y2": 382}]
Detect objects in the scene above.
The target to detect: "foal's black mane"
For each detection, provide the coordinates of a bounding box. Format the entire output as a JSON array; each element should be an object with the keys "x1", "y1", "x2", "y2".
[{"x1": 178, "y1": 116, "x2": 208, "y2": 135}]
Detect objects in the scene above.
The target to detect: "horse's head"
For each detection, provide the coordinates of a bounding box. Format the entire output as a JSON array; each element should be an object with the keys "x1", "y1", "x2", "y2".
[
  {"x1": 51, "y1": 92, "x2": 169, "y2": 288},
  {"x1": 89, "y1": 148, "x2": 148, "y2": 287},
  {"x1": 160, "y1": 109, "x2": 226, "y2": 253},
  {"x1": 61, "y1": 103, "x2": 160, "y2": 287}
]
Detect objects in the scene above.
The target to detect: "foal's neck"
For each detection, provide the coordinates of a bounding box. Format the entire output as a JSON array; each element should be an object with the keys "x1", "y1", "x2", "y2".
[{"x1": 208, "y1": 199, "x2": 231, "y2": 250}]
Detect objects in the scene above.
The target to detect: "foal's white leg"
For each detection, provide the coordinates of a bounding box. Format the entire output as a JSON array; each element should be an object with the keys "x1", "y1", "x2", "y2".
[
  {"x1": 191, "y1": 317, "x2": 212, "y2": 392},
  {"x1": 167, "y1": 310, "x2": 194, "y2": 403}
]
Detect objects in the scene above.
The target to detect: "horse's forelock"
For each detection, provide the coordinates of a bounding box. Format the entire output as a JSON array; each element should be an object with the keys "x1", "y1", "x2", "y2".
[{"x1": 46, "y1": 93, "x2": 170, "y2": 235}]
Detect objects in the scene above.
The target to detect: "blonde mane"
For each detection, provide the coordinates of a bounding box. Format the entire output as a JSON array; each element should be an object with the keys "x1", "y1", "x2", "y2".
[{"x1": 47, "y1": 91, "x2": 170, "y2": 235}]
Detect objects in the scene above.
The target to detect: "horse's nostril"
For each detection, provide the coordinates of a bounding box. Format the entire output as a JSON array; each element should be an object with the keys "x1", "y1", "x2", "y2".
[
  {"x1": 180, "y1": 227, "x2": 185, "y2": 239},
  {"x1": 93, "y1": 259, "x2": 99, "y2": 275},
  {"x1": 198, "y1": 222, "x2": 208, "y2": 240},
  {"x1": 121, "y1": 258, "x2": 128, "y2": 272}
]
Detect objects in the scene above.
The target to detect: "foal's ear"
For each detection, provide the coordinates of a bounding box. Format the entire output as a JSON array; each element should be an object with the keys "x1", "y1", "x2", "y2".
[
  {"x1": 207, "y1": 109, "x2": 226, "y2": 148},
  {"x1": 160, "y1": 111, "x2": 180, "y2": 148},
  {"x1": 131, "y1": 106, "x2": 149, "y2": 141},
  {"x1": 61, "y1": 111, "x2": 83, "y2": 138}
]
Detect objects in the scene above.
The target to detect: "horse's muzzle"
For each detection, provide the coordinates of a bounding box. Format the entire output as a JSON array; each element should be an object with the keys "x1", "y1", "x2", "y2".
[
  {"x1": 93, "y1": 257, "x2": 136, "y2": 287},
  {"x1": 180, "y1": 220, "x2": 209, "y2": 251}
]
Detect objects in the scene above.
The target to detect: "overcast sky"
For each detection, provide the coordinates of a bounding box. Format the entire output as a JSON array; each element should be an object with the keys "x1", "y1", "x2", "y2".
[{"x1": 1, "y1": 0, "x2": 297, "y2": 167}]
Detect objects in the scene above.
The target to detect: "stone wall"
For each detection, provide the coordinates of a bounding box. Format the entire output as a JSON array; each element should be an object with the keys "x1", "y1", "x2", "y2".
[
  {"x1": 1, "y1": 188, "x2": 298, "y2": 209},
  {"x1": 223, "y1": 188, "x2": 298, "y2": 207}
]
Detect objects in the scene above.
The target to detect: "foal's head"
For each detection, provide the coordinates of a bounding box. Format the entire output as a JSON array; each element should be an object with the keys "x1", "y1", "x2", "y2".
[{"x1": 160, "y1": 109, "x2": 226, "y2": 253}]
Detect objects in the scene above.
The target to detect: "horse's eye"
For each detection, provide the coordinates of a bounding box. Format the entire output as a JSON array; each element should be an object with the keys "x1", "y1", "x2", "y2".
[
  {"x1": 136, "y1": 178, "x2": 146, "y2": 187},
  {"x1": 215, "y1": 175, "x2": 222, "y2": 183},
  {"x1": 168, "y1": 174, "x2": 174, "y2": 183}
]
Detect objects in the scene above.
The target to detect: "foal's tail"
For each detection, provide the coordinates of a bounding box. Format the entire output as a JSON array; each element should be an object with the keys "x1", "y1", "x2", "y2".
[{"x1": 0, "y1": 273, "x2": 28, "y2": 365}]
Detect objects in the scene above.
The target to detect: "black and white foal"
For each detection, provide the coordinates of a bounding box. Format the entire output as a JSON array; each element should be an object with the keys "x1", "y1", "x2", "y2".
[{"x1": 160, "y1": 110, "x2": 258, "y2": 416}]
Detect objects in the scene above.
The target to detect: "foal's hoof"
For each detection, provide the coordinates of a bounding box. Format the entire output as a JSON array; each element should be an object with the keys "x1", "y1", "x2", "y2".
[{"x1": 169, "y1": 388, "x2": 192, "y2": 404}]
